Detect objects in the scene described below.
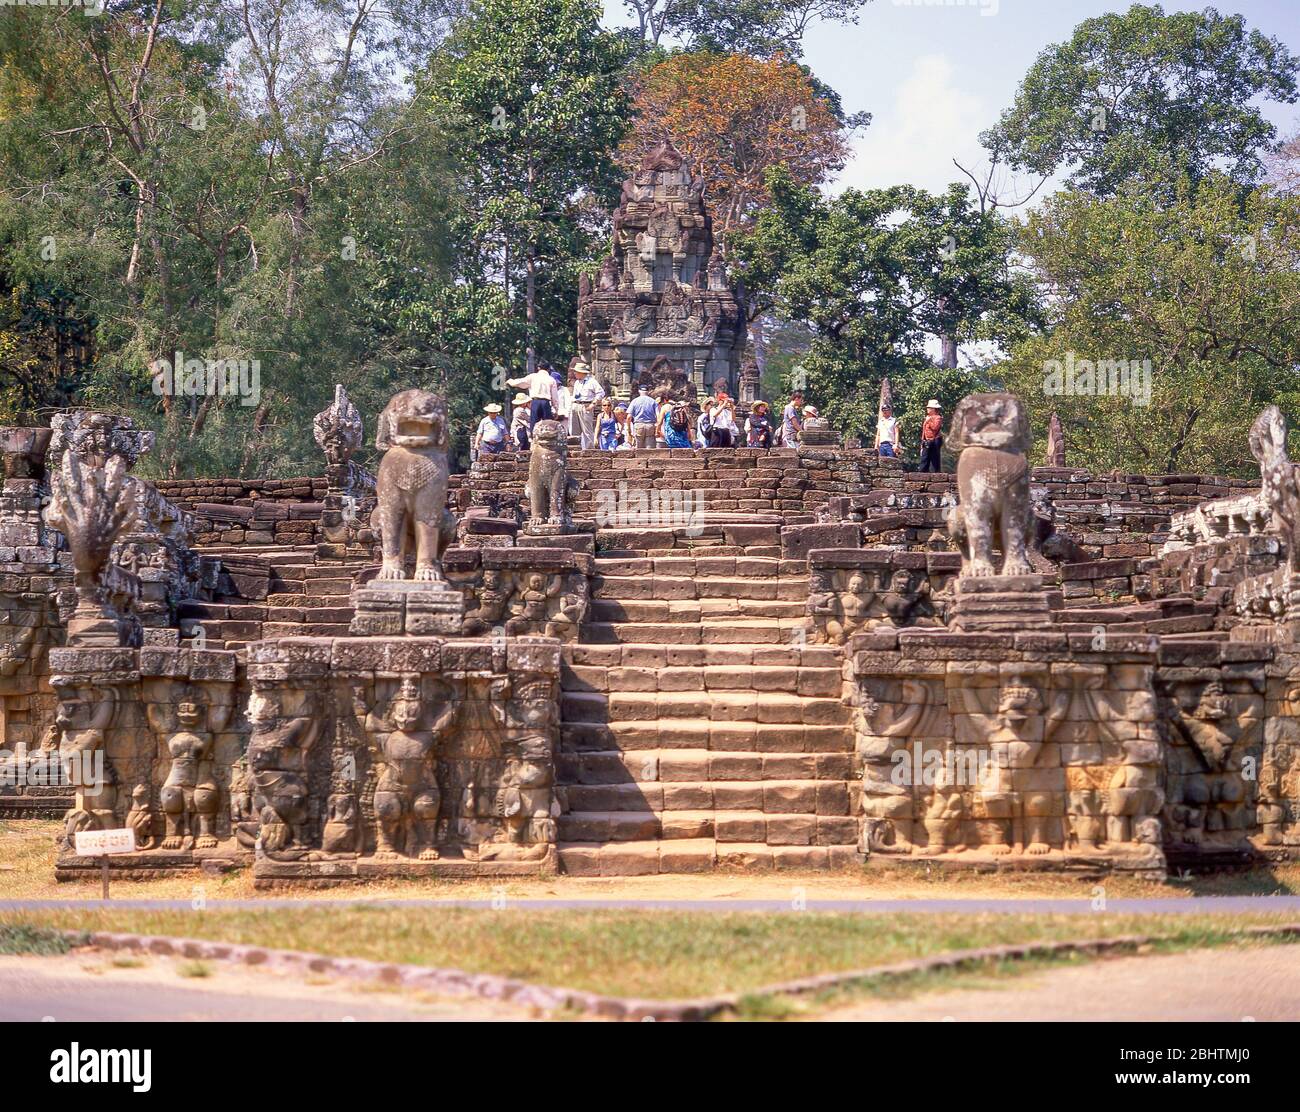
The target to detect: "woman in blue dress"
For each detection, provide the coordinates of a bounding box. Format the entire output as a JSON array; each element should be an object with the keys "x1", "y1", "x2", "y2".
[
  {"x1": 663, "y1": 402, "x2": 694, "y2": 448},
  {"x1": 597, "y1": 398, "x2": 620, "y2": 450}
]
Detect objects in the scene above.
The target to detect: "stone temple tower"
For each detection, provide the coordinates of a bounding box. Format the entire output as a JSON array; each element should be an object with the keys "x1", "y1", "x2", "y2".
[{"x1": 577, "y1": 139, "x2": 751, "y2": 403}]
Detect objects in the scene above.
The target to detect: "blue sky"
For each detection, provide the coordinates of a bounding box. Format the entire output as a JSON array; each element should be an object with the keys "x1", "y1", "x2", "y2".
[{"x1": 603, "y1": 0, "x2": 1300, "y2": 200}]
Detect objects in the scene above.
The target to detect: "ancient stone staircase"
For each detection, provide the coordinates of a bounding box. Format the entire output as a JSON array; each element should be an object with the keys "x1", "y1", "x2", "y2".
[{"x1": 556, "y1": 543, "x2": 860, "y2": 875}]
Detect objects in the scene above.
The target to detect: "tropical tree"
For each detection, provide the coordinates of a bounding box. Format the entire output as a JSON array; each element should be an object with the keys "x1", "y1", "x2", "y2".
[
  {"x1": 422, "y1": 0, "x2": 632, "y2": 377},
  {"x1": 733, "y1": 166, "x2": 1036, "y2": 438},
  {"x1": 998, "y1": 173, "x2": 1300, "y2": 475},
  {"x1": 982, "y1": 3, "x2": 1299, "y2": 198}
]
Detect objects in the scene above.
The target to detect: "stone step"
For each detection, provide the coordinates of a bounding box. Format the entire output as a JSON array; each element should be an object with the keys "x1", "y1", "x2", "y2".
[
  {"x1": 561, "y1": 690, "x2": 846, "y2": 725},
  {"x1": 267, "y1": 593, "x2": 352, "y2": 607},
  {"x1": 579, "y1": 619, "x2": 809, "y2": 645},
  {"x1": 565, "y1": 778, "x2": 852, "y2": 813},
  {"x1": 558, "y1": 810, "x2": 857, "y2": 846},
  {"x1": 562, "y1": 662, "x2": 842, "y2": 697},
  {"x1": 589, "y1": 598, "x2": 806, "y2": 622},
  {"x1": 559, "y1": 721, "x2": 854, "y2": 753},
  {"x1": 558, "y1": 747, "x2": 854, "y2": 784},
  {"x1": 593, "y1": 556, "x2": 790, "y2": 577},
  {"x1": 564, "y1": 643, "x2": 842, "y2": 669},
  {"x1": 261, "y1": 621, "x2": 352, "y2": 638},
  {"x1": 557, "y1": 839, "x2": 861, "y2": 876},
  {"x1": 591, "y1": 575, "x2": 808, "y2": 602}
]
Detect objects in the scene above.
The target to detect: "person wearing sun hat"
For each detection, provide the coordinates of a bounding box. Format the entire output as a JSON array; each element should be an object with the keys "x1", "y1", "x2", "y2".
[
  {"x1": 473, "y1": 401, "x2": 508, "y2": 458},
  {"x1": 919, "y1": 398, "x2": 944, "y2": 472},
  {"x1": 571, "y1": 360, "x2": 605, "y2": 449},
  {"x1": 509, "y1": 392, "x2": 532, "y2": 450},
  {"x1": 745, "y1": 399, "x2": 774, "y2": 448}
]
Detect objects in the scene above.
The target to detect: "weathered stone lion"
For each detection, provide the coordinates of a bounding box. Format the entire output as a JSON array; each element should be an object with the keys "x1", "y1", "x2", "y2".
[
  {"x1": 372, "y1": 389, "x2": 456, "y2": 580},
  {"x1": 945, "y1": 392, "x2": 1033, "y2": 577},
  {"x1": 526, "y1": 419, "x2": 574, "y2": 531}
]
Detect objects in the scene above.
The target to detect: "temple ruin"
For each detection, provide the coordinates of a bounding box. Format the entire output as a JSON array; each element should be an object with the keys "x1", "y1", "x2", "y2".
[{"x1": 2, "y1": 382, "x2": 1299, "y2": 882}]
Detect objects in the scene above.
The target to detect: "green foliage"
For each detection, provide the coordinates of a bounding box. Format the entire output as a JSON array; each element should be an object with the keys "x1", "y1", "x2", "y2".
[
  {"x1": 998, "y1": 173, "x2": 1300, "y2": 475},
  {"x1": 983, "y1": 3, "x2": 1300, "y2": 197},
  {"x1": 421, "y1": 0, "x2": 632, "y2": 384},
  {"x1": 732, "y1": 165, "x2": 1034, "y2": 439}
]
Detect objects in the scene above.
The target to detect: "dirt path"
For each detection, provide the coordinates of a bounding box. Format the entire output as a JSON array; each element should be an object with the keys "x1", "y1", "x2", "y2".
[
  {"x1": 0, "y1": 954, "x2": 534, "y2": 1022},
  {"x1": 820, "y1": 944, "x2": 1300, "y2": 1021}
]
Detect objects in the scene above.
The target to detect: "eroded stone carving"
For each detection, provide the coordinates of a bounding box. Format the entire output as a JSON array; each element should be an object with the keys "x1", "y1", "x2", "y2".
[
  {"x1": 525, "y1": 420, "x2": 575, "y2": 533},
  {"x1": 372, "y1": 389, "x2": 455, "y2": 582},
  {"x1": 356, "y1": 674, "x2": 457, "y2": 860},
  {"x1": 1250, "y1": 404, "x2": 1300, "y2": 572},
  {"x1": 945, "y1": 393, "x2": 1033, "y2": 578},
  {"x1": 44, "y1": 448, "x2": 139, "y2": 644}
]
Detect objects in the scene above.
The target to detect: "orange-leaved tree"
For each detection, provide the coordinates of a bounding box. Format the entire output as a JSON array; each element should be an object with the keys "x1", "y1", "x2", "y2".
[{"x1": 621, "y1": 52, "x2": 851, "y2": 254}]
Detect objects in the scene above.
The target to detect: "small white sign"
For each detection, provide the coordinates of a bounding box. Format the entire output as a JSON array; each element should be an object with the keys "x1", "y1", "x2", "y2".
[{"x1": 74, "y1": 828, "x2": 136, "y2": 857}]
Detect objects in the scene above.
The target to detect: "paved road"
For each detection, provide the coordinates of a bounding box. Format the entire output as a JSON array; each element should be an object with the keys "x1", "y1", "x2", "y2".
[
  {"x1": 0, "y1": 955, "x2": 520, "y2": 1022},
  {"x1": 822, "y1": 944, "x2": 1300, "y2": 1021},
  {"x1": 4, "y1": 896, "x2": 1300, "y2": 914}
]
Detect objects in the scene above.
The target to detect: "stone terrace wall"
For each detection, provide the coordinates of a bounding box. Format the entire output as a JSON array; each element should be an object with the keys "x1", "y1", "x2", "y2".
[
  {"x1": 467, "y1": 447, "x2": 903, "y2": 517},
  {"x1": 874, "y1": 467, "x2": 1257, "y2": 561}
]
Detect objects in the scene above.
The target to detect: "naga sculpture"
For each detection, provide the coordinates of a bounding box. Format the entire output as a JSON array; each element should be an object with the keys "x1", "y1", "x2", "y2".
[
  {"x1": 1249, "y1": 404, "x2": 1300, "y2": 572},
  {"x1": 945, "y1": 393, "x2": 1034, "y2": 577},
  {"x1": 44, "y1": 447, "x2": 138, "y2": 621}
]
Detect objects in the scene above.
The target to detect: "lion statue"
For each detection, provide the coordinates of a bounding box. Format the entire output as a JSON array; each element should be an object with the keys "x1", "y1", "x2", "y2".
[
  {"x1": 526, "y1": 419, "x2": 574, "y2": 531},
  {"x1": 371, "y1": 388, "x2": 456, "y2": 581},
  {"x1": 945, "y1": 392, "x2": 1034, "y2": 578}
]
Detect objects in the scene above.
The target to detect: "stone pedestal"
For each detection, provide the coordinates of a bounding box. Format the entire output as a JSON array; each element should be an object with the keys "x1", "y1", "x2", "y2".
[
  {"x1": 948, "y1": 574, "x2": 1060, "y2": 633},
  {"x1": 350, "y1": 578, "x2": 466, "y2": 636}
]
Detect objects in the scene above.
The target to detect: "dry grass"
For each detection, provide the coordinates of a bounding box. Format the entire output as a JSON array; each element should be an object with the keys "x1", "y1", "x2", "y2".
[
  {"x1": 3, "y1": 904, "x2": 1296, "y2": 999},
  {"x1": 4, "y1": 820, "x2": 1299, "y2": 903}
]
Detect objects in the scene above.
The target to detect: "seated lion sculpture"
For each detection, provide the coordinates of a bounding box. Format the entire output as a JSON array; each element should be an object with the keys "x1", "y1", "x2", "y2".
[
  {"x1": 945, "y1": 392, "x2": 1034, "y2": 578},
  {"x1": 526, "y1": 419, "x2": 574, "y2": 530},
  {"x1": 371, "y1": 389, "x2": 456, "y2": 580}
]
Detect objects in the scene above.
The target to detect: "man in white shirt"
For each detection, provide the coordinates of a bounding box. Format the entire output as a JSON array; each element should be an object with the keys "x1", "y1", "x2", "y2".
[
  {"x1": 874, "y1": 402, "x2": 900, "y2": 458},
  {"x1": 506, "y1": 365, "x2": 559, "y2": 428},
  {"x1": 473, "y1": 402, "x2": 507, "y2": 458},
  {"x1": 708, "y1": 394, "x2": 738, "y2": 447},
  {"x1": 570, "y1": 362, "x2": 605, "y2": 449}
]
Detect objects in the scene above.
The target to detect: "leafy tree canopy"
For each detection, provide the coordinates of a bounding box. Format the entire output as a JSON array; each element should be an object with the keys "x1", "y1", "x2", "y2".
[{"x1": 983, "y1": 3, "x2": 1299, "y2": 197}]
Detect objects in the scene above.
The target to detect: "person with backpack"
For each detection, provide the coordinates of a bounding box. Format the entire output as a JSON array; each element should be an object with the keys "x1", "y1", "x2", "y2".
[{"x1": 664, "y1": 402, "x2": 694, "y2": 448}]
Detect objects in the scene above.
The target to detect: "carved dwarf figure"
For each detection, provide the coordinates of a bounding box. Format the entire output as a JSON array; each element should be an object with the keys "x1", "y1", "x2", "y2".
[
  {"x1": 945, "y1": 393, "x2": 1034, "y2": 577},
  {"x1": 55, "y1": 684, "x2": 119, "y2": 845},
  {"x1": 371, "y1": 389, "x2": 455, "y2": 581},
  {"x1": 147, "y1": 696, "x2": 226, "y2": 850},
  {"x1": 359, "y1": 675, "x2": 457, "y2": 860},
  {"x1": 245, "y1": 685, "x2": 321, "y2": 855}
]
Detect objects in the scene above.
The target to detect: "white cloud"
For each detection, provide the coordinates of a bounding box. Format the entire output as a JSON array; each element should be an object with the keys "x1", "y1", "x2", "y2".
[{"x1": 834, "y1": 53, "x2": 990, "y2": 196}]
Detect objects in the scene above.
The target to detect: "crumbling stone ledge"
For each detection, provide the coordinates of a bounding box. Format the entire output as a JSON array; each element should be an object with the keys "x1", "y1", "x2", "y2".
[{"x1": 63, "y1": 923, "x2": 1300, "y2": 1021}]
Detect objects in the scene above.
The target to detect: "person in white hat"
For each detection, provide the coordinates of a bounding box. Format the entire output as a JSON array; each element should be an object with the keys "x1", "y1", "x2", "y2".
[
  {"x1": 509, "y1": 392, "x2": 532, "y2": 450},
  {"x1": 570, "y1": 360, "x2": 605, "y2": 449},
  {"x1": 919, "y1": 399, "x2": 944, "y2": 472},
  {"x1": 473, "y1": 402, "x2": 508, "y2": 458}
]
